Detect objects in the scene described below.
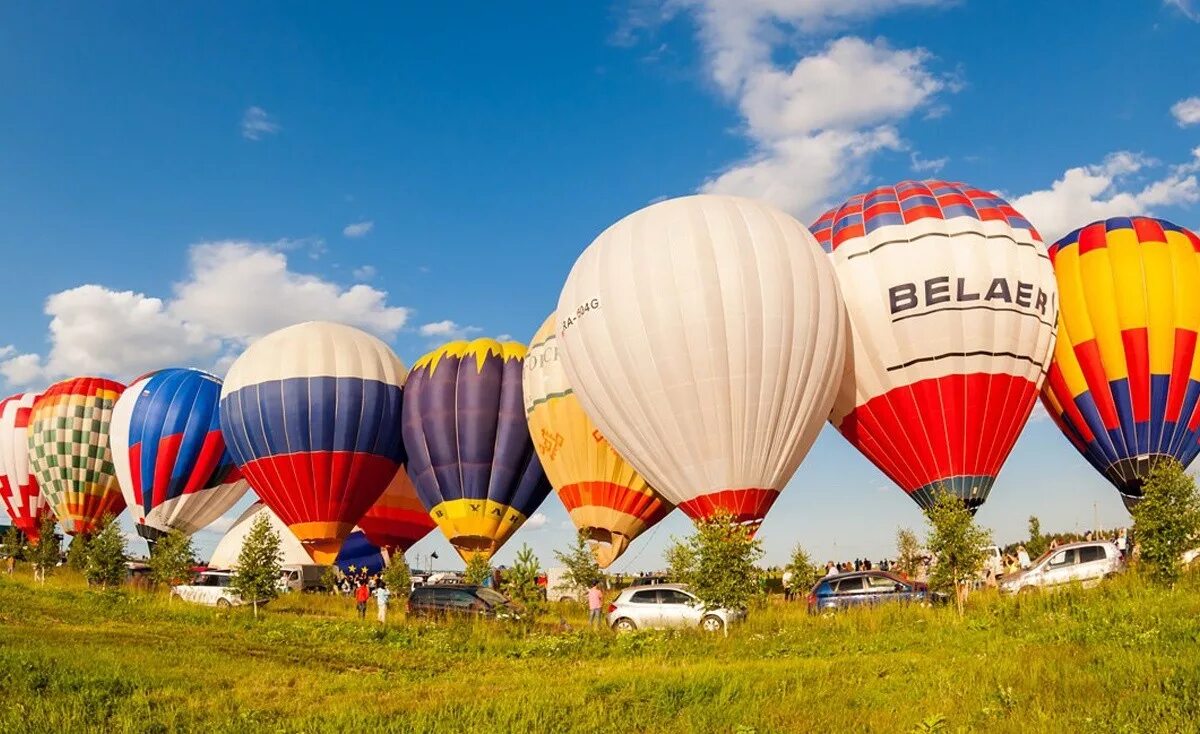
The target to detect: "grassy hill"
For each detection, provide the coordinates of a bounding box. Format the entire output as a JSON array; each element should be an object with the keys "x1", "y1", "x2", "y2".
[{"x1": 0, "y1": 570, "x2": 1197, "y2": 733}]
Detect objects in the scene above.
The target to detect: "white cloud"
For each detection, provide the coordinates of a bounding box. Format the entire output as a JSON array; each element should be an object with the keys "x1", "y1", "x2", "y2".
[
  {"x1": 240, "y1": 106, "x2": 280, "y2": 140},
  {"x1": 1172, "y1": 97, "x2": 1200, "y2": 127},
  {"x1": 910, "y1": 151, "x2": 948, "y2": 173},
  {"x1": 1, "y1": 241, "x2": 411, "y2": 389},
  {"x1": 343, "y1": 220, "x2": 374, "y2": 238},
  {"x1": 1010, "y1": 150, "x2": 1200, "y2": 243},
  {"x1": 418, "y1": 320, "x2": 483, "y2": 341},
  {"x1": 1166, "y1": 0, "x2": 1199, "y2": 21},
  {"x1": 496, "y1": 333, "x2": 515, "y2": 342},
  {"x1": 352, "y1": 265, "x2": 377, "y2": 281},
  {"x1": 660, "y1": 1, "x2": 954, "y2": 219},
  {"x1": 523, "y1": 513, "x2": 547, "y2": 531}
]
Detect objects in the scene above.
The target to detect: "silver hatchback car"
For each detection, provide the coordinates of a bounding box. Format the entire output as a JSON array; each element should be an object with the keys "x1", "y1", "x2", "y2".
[
  {"x1": 999, "y1": 540, "x2": 1123, "y2": 594},
  {"x1": 606, "y1": 583, "x2": 743, "y2": 633}
]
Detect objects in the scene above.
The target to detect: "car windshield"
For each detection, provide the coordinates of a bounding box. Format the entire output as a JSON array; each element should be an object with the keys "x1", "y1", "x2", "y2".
[{"x1": 475, "y1": 588, "x2": 507, "y2": 605}]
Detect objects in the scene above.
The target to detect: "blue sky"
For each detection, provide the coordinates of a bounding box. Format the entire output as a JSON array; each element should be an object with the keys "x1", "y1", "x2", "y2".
[{"x1": 2, "y1": 1, "x2": 1199, "y2": 570}]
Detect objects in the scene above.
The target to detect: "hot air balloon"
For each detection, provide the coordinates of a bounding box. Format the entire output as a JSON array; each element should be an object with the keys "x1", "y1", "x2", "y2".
[
  {"x1": 356, "y1": 468, "x2": 436, "y2": 554},
  {"x1": 557, "y1": 195, "x2": 846, "y2": 526},
  {"x1": 0, "y1": 393, "x2": 55, "y2": 542},
  {"x1": 110, "y1": 368, "x2": 250, "y2": 548},
  {"x1": 209, "y1": 501, "x2": 384, "y2": 575},
  {"x1": 810, "y1": 180, "x2": 1057, "y2": 512},
  {"x1": 524, "y1": 314, "x2": 673, "y2": 567},
  {"x1": 1040, "y1": 217, "x2": 1200, "y2": 511},
  {"x1": 219, "y1": 322, "x2": 406, "y2": 563},
  {"x1": 27, "y1": 377, "x2": 127, "y2": 536},
  {"x1": 402, "y1": 339, "x2": 552, "y2": 561}
]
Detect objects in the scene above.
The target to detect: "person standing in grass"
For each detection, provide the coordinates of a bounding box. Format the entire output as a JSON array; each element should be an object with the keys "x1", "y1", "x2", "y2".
[
  {"x1": 782, "y1": 569, "x2": 794, "y2": 601},
  {"x1": 355, "y1": 579, "x2": 370, "y2": 620},
  {"x1": 587, "y1": 580, "x2": 604, "y2": 629},
  {"x1": 374, "y1": 583, "x2": 391, "y2": 624},
  {"x1": 1017, "y1": 545, "x2": 1031, "y2": 569}
]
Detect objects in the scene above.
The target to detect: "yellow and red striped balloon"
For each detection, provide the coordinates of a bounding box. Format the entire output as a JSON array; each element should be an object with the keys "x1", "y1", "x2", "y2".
[{"x1": 1041, "y1": 217, "x2": 1200, "y2": 510}]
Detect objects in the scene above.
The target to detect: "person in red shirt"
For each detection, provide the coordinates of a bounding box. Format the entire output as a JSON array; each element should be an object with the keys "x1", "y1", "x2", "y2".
[{"x1": 354, "y1": 580, "x2": 370, "y2": 619}]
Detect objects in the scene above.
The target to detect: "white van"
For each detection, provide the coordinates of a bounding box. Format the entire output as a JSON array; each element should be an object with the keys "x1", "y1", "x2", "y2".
[{"x1": 545, "y1": 567, "x2": 587, "y2": 603}]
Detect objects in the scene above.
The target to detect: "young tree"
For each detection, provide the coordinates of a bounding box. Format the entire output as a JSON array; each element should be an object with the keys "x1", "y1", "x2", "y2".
[
  {"x1": 506, "y1": 544, "x2": 546, "y2": 624},
  {"x1": 149, "y1": 529, "x2": 196, "y2": 593},
  {"x1": 66, "y1": 532, "x2": 90, "y2": 572},
  {"x1": 1131, "y1": 459, "x2": 1200, "y2": 586},
  {"x1": 2, "y1": 526, "x2": 23, "y2": 572},
  {"x1": 924, "y1": 491, "x2": 991, "y2": 615},
  {"x1": 784, "y1": 544, "x2": 818, "y2": 597},
  {"x1": 463, "y1": 552, "x2": 492, "y2": 586},
  {"x1": 553, "y1": 531, "x2": 602, "y2": 593},
  {"x1": 1026, "y1": 515, "x2": 1048, "y2": 559},
  {"x1": 230, "y1": 514, "x2": 282, "y2": 619},
  {"x1": 665, "y1": 539, "x2": 697, "y2": 583},
  {"x1": 83, "y1": 514, "x2": 127, "y2": 588},
  {"x1": 895, "y1": 528, "x2": 923, "y2": 579},
  {"x1": 380, "y1": 553, "x2": 412, "y2": 605},
  {"x1": 30, "y1": 514, "x2": 60, "y2": 583},
  {"x1": 664, "y1": 510, "x2": 764, "y2": 617}
]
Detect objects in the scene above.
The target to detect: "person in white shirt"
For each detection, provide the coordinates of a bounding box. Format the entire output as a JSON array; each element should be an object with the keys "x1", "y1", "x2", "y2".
[{"x1": 1017, "y1": 545, "x2": 1031, "y2": 569}]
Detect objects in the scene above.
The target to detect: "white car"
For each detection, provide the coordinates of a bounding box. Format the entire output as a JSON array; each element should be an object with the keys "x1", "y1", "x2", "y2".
[
  {"x1": 999, "y1": 541, "x2": 1123, "y2": 595},
  {"x1": 606, "y1": 583, "x2": 744, "y2": 633},
  {"x1": 171, "y1": 571, "x2": 248, "y2": 609}
]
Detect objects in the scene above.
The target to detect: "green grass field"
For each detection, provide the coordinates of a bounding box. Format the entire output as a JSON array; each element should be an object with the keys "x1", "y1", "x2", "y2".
[{"x1": 1, "y1": 570, "x2": 1198, "y2": 734}]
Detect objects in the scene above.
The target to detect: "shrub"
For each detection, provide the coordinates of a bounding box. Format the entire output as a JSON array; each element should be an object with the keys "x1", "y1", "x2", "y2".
[
  {"x1": 149, "y1": 529, "x2": 196, "y2": 591},
  {"x1": 664, "y1": 510, "x2": 763, "y2": 613},
  {"x1": 231, "y1": 514, "x2": 282, "y2": 618},
  {"x1": 1131, "y1": 459, "x2": 1200, "y2": 586},
  {"x1": 83, "y1": 515, "x2": 127, "y2": 588},
  {"x1": 924, "y1": 491, "x2": 990, "y2": 615}
]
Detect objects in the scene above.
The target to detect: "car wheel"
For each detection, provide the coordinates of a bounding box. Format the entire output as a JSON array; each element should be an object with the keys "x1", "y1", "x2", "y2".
[
  {"x1": 700, "y1": 615, "x2": 724, "y2": 633},
  {"x1": 612, "y1": 617, "x2": 637, "y2": 633},
  {"x1": 216, "y1": 598, "x2": 232, "y2": 610}
]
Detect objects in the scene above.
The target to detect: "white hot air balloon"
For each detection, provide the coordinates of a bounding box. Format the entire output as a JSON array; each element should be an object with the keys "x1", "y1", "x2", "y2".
[{"x1": 556, "y1": 194, "x2": 847, "y2": 526}]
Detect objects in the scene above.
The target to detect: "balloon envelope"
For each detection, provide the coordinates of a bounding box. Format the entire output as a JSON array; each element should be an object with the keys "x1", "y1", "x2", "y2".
[
  {"x1": 1040, "y1": 217, "x2": 1200, "y2": 510},
  {"x1": 557, "y1": 195, "x2": 846, "y2": 526},
  {"x1": 27, "y1": 377, "x2": 127, "y2": 536},
  {"x1": 219, "y1": 321, "x2": 406, "y2": 563},
  {"x1": 0, "y1": 392, "x2": 55, "y2": 542},
  {"x1": 208, "y1": 501, "x2": 383, "y2": 574},
  {"x1": 524, "y1": 314, "x2": 672, "y2": 567},
  {"x1": 812, "y1": 180, "x2": 1057, "y2": 511},
  {"x1": 356, "y1": 468, "x2": 436, "y2": 552},
  {"x1": 110, "y1": 368, "x2": 250, "y2": 544},
  {"x1": 402, "y1": 339, "x2": 552, "y2": 561}
]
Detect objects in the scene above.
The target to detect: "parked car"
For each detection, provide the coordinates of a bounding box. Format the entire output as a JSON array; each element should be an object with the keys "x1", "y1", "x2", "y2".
[
  {"x1": 807, "y1": 571, "x2": 942, "y2": 613},
  {"x1": 606, "y1": 583, "x2": 743, "y2": 633},
  {"x1": 406, "y1": 584, "x2": 520, "y2": 620},
  {"x1": 171, "y1": 571, "x2": 250, "y2": 609},
  {"x1": 999, "y1": 541, "x2": 1122, "y2": 594}
]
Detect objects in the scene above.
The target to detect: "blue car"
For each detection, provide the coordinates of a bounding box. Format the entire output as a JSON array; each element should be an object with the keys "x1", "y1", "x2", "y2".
[{"x1": 807, "y1": 571, "x2": 943, "y2": 613}]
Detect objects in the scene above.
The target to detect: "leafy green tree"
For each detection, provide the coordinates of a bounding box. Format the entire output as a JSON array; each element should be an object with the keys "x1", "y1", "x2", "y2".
[
  {"x1": 665, "y1": 539, "x2": 697, "y2": 583},
  {"x1": 553, "y1": 531, "x2": 602, "y2": 593},
  {"x1": 895, "y1": 528, "x2": 923, "y2": 579},
  {"x1": 149, "y1": 529, "x2": 196, "y2": 593},
  {"x1": 1131, "y1": 459, "x2": 1200, "y2": 586},
  {"x1": 463, "y1": 553, "x2": 492, "y2": 586},
  {"x1": 783, "y1": 544, "x2": 818, "y2": 597},
  {"x1": 83, "y1": 514, "x2": 127, "y2": 588},
  {"x1": 506, "y1": 544, "x2": 546, "y2": 624},
  {"x1": 30, "y1": 514, "x2": 60, "y2": 583},
  {"x1": 66, "y1": 532, "x2": 90, "y2": 572},
  {"x1": 924, "y1": 491, "x2": 991, "y2": 615},
  {"x1": 230, "y1": 514, "x2": 282, "y2": 619},
  {"x1": 664, "y1": 510, "x2": 764, "y2": 617},
  {"x1": 380, "y1": 554, "x2": 412, "y2": 605},
  {"x1": 2, "y1": 525, "x2": 23, "y2": 571},
  {"x1": 1026, "y1": 515, "x2": 1048, "y2": 559}
]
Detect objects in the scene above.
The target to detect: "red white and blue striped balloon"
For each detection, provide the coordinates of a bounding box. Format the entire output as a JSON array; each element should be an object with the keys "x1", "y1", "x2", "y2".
[
  {"x1": 218, "y1": 322, "x2": 407, "y2": 563},
  {"x1": 811, "y1": 180, "x2": 1057, "y2": 512},
  {"x1": 110, "y1": 368, "x2": 250, "y2": 545}
]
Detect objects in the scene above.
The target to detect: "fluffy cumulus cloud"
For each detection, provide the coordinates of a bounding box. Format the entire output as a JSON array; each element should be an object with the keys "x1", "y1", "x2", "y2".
[
  {"x1": 654, "y1": 0, "x2": 954, "y2": 220},
  {"x1": 240, "y1": 106, "x2": 280, "y2": 140},
  {"x1": 1011, "y1": 149, "x2": 1200, "y2": 243},
  {"x1": 1, "y1": 241, "x2": 411, "y2": 388},
  {"x1": 523, "y1": 513, "x2": 548, "y2": 531},
  {"x1": 343, "y1": 220, "x2": 374, "y2": 238},
  {"x1": 418, "y1": 320, "x2": 482, "y2": 341},
  {"x1": 1172, "y1": 97, "x2": 1200, "y2": 127}
]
